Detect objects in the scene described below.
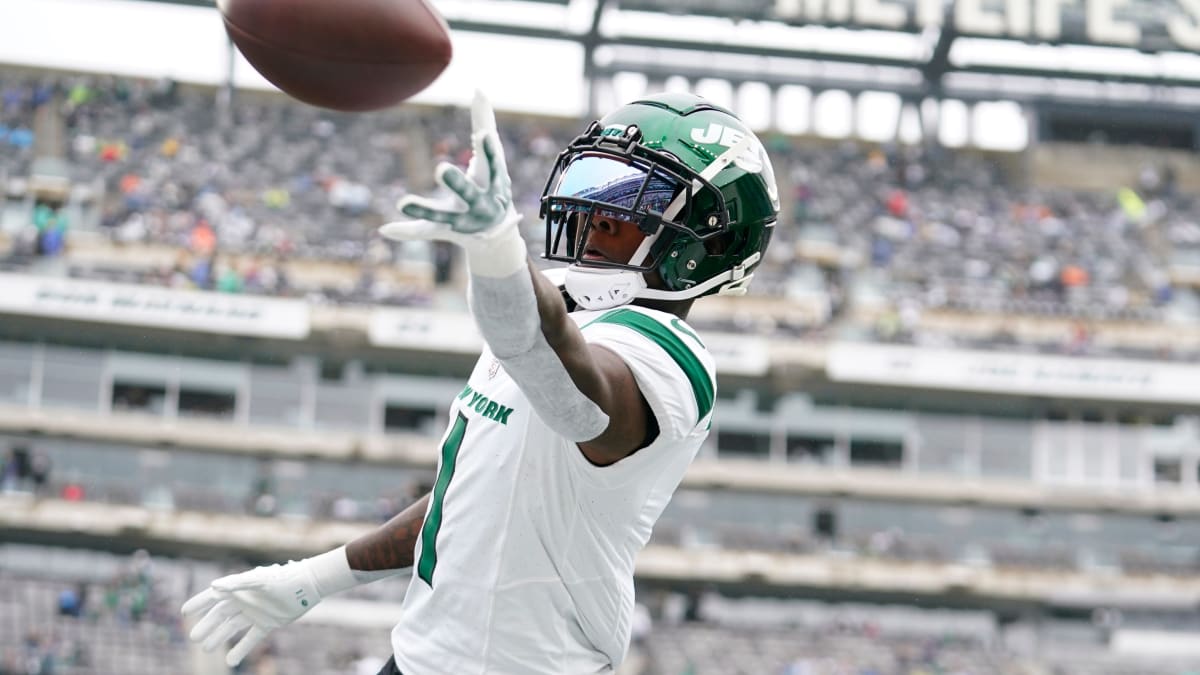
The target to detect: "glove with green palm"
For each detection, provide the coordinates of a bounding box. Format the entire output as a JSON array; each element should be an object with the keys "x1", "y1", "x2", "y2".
[{"x1": 379, "y1": 90, "x2": 527, "y2": 278}]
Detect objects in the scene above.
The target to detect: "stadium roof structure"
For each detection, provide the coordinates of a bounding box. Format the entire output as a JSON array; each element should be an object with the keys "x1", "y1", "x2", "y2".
[
  {"x1": 462, "y1": 0, "x2": 1200, "y2": 114},
  {"x1": 135, "y1": 0, "x2": 1200, "y2": 127}
]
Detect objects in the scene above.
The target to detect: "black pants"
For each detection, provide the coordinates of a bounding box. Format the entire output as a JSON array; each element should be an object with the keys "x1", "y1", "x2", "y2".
[{"x1": 376, "y1": 655, "x2": 404, "y2": 675}]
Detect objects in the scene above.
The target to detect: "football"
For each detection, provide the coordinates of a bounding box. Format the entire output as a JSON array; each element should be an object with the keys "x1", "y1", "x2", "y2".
[{"x1": 217, "y1": 0, "x2": 453, "y2": 112}]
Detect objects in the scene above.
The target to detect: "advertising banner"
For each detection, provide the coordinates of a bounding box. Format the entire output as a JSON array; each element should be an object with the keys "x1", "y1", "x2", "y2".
[
  {"x1": 828, "y1": 342, "x2": 1200, "y2": 404},
  {"x1": 0, "y1": 272, "x2": 310, "y2": 339},
  {"x1": 371, "y1": 307, "x2": 769, "y2": 375}
]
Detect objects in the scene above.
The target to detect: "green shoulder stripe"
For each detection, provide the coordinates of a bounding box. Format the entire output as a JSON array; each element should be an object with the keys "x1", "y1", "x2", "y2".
[{"x1": 585, "y1": 309, "x2": 714, "y2": 422}]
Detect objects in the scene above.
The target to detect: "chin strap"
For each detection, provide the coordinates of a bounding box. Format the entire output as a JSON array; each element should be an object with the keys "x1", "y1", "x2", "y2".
[
  {"x1": 562, "y1": 133, "x2": 757, "y2": 310},
  {"x1": 564, "y1": 267, "x2": 647, "y2": 310},
  {"x1": 564, "y1": 250, "x2": 762, "y2": 309},
  {"x1": 638, "y1": 251, "x2": 761, "y2": 300}
]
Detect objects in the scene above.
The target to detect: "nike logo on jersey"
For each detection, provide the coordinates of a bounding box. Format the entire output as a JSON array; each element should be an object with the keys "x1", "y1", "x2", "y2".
[{"x1": 457, "y1": 384, "x2": 515, "y2": 425}]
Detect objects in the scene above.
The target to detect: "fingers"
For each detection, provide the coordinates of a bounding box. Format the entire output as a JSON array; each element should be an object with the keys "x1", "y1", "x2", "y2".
[
  {"x1": 482, "y1": 133, "x2": 511, "y2": 198},
  {"x1": 203, "y1": 613, "x2": 253, "y2": 653},
  {"x1": 469, "y1": 90, "x2": 509, "y2": 196},
  {"x1": 379, "y1": 218, "x2": 443, "y2": 242},
  {"x1": 180, "y1": 588, "x2": 219, "y2": 617},
  {"x1": 179, "y1": 572, "x2": 274, "y2": 668},
  {"x1": 210, "y1": 569, "x2": 266, "y2": 594},
  {"x1": 189, "y1": 597, "x2": 241, "y2": 644},
  {"x1": 470, "y1": 89, "x2": 497, "y2": 137},
  {"x1": 395, "y1": 197, "x2": 464, "y2": 227},
  {"x1": 378, "y1": 93, "x2": 510, "y2": 242},
  {"x1": 225, "y1": 625, "x2": 269, "y2": 667},
  {"x1": 468, "y1": 91, "x2": 494, "y2": 186},
  {"x1": 436, "y1": 162, "x2": 482, "y2": 206},
  {"x1": 438, "y1": 161, "x2": 507, "y2": 229}
]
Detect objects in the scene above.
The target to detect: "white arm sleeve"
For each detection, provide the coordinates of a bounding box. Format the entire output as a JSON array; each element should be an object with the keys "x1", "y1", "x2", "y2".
[{"x1": 467, "y1": 268, "x2": 610, "y2": 442}]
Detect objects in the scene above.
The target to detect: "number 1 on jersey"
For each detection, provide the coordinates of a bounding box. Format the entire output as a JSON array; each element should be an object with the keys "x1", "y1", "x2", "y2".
[{"x1": 417, "y1": 413, "x2": 468, "y2": 586}]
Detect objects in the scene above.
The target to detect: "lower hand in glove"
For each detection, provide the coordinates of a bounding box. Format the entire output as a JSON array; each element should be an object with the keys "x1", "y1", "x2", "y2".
[{"x1": 181, "y1": 560, "x2": 327, "y2": 667}]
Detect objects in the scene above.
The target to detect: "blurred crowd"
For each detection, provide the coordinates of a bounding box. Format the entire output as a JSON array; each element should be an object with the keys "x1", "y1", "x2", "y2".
[
  {"x1": 0, "y1": 543, "x2": 406, "y2": 675},
  {"x1": 4, "y1": 435, "x2": 1193, "y2": 581},
  {"x1": 0, "y1": 445, "x2": 51, "y2": 496},
  {"x1": 0, "y1": 549, "x2": 184, "y2": 675},
  {"x1": 642, "y1": 619, "x2": 1195, "y2": 675},
  {"x1": 652, "y1": 519, "x2": 1199, "y2": 580},
  {"x1": 3, "y1": 548, "x2": 1194, "y2": 675},
  {"x1": 0, "y1": 72, "x2": 575, "y2": 308},
  {"x1": 0, "y1": 79, "x2": 41, "y2": 177},
  {"x1": 770, "y1": 141, "x2": 1188, "y2": 320},
  {"x1": 3, "y1": 72, "x2": 1200, "y2": 349}
]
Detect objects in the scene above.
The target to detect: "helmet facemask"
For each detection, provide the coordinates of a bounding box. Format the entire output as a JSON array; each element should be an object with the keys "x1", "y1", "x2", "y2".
[{"x1": 540, "y1": 122, "x2": 732, "y2": 309}]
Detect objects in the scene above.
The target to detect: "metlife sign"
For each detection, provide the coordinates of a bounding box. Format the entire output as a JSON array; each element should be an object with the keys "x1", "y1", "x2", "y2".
[
  {"x1": 772, "y1": 0, "x2": 1200, "y2": 49},
  {"x1": 623, "y1": 0, "x2": 1200, "y2": 50}
]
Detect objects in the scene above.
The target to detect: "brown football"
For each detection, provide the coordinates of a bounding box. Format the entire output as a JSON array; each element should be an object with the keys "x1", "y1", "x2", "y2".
[{"x1": 218, "y1": 0, "x2": 453, "y2": 112}]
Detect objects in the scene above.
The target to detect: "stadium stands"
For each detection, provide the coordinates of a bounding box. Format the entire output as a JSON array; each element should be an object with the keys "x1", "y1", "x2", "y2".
[
  {"x1": 3, "y1": 544, "x2": 1195, "y2": 675},
  {"x1": 0, "y1": 71, "x2": 583, "y2": 306},
  {"x1": 640, "y1": 621, "x2": 1198, "y2": 675},
  {"x1": 4, "y1": 428, "x2": 1198, "y2": 585},
  {"x1": 5, "y1": 69, "x2": 1200, "y2": 356},
  {"x1": 3, "y1": 40, "x2": 1200, "y2": 675},
  {"x1": 0, "y1": 544, "x2": 404, "y2": 675}
]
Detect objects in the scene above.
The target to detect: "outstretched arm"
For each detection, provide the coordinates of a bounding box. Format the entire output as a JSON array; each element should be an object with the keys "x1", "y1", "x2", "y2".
[
  {"x1": 525, "y1": 261, "x2": 651, "y2": 464},
  {"x1": 465, "y1": 251, "x2": 650, "y2": 464},
  {"x1": 380, "y1": 92, "x2": 650, "y2": 465},
  {"x1": 182, "y1": 495, "x2": 429, "y2": 667}
]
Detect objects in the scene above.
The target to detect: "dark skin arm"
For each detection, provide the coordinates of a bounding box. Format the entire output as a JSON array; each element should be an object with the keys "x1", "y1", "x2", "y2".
[
  {"x1": 342, "y1": 251, "x2": 656, "y2": 572},
  {"x1": 340, "y1": 297, "x2": 642, "y2": 572},
  {"x1": 345, "y1": 493, "x2": 430, "y2": 571},
  {"x1": 344, "y1": 232, "x2": 665, "y2": 571},
  {"x1": 527, "y1": 260, "x2": 651, "y2": 466}
]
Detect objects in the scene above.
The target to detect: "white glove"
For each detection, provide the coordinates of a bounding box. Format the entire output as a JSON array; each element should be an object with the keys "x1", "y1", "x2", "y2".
[
  {"x1": 379, "y1": 90, "x2": 527, "y2": 278},
  {"x1": 180, "y1": 547, "x2": 358, "y2": 667}
]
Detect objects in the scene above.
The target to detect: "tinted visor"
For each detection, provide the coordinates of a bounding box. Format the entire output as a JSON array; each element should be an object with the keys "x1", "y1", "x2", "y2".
[
  {"x1": 540, "y1": 140, "x2": 735, "y2": 271},
  {"x1": 549, "y1": 155, "x2": 680, "y2": 223},
  {"x1": 543, "y1": 154, "x2": 688, "y2": 266}
]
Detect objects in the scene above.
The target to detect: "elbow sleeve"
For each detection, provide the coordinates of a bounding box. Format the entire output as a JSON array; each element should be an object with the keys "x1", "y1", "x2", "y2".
[{"x1": 468, "y1": 270, "x2": 609, "y2": 442}]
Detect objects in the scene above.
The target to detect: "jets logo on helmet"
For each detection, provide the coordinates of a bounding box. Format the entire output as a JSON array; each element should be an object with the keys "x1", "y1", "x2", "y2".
[
  {"x1": 688, "y1": 123, "x2": 779, "y2": 208},
  {"x1": 540, "y1": 93, "x2": 780, "y2": 310}
]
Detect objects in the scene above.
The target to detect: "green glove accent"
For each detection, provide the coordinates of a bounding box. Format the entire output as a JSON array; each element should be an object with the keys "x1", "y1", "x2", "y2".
[{"x1": 380, "y1": 90, "x2": 527, "y2": 278}]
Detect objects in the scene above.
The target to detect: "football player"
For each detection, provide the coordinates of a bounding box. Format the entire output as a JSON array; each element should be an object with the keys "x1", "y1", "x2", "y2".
[{"x1": 181, "y1": 90, "x2": 779, "y2": 675}]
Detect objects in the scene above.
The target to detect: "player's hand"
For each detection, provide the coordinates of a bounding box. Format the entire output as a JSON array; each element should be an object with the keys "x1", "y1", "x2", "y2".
[
  {"x1": 180, "y1": 561, "x2": 324, "y2": 667},
  {"x1": 379, "y1": 89, "x2": 527, "y2": 278}
]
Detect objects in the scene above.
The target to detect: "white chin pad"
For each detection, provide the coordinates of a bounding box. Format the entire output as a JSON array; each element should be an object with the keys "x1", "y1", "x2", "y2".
[{"x1": 564, "y1": 266, "x2": 646, "y2": 310}]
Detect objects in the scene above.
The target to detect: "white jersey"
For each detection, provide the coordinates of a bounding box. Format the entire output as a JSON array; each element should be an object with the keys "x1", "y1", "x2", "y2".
[{"x1": 391, "y1": 305, "x2": 715, "y2": 675}]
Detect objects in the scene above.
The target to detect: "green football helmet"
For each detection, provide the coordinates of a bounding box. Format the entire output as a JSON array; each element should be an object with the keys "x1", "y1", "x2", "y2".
[{"x1": 540, "y1": 92, "x2": 780, "y2": 310}]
